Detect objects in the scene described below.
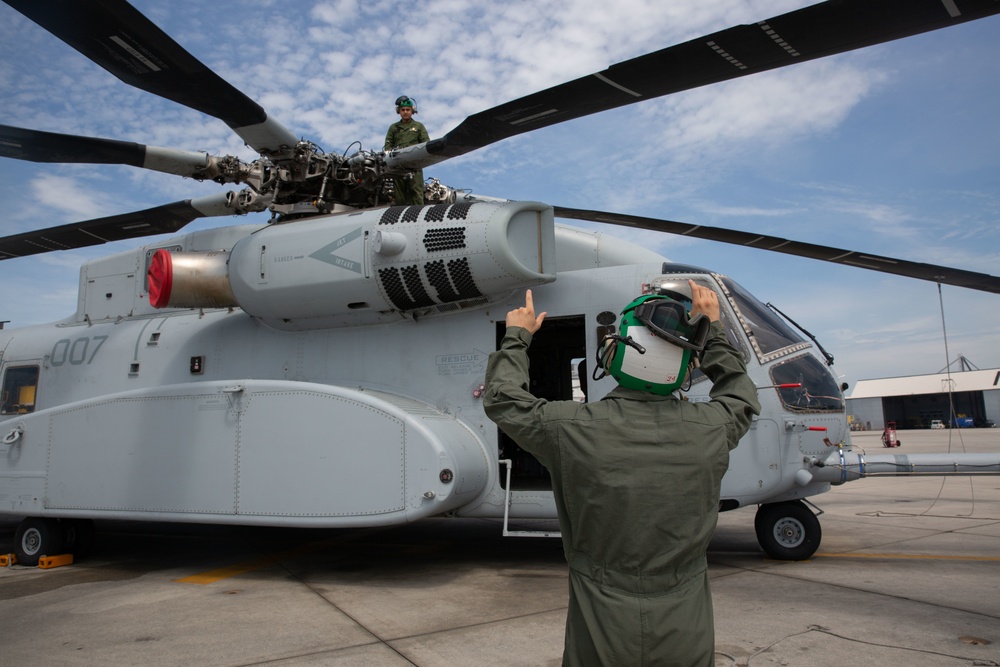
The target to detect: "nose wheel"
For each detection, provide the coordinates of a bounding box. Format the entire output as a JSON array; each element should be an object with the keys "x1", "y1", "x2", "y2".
[{"x1": 754, "y1": 500, "x2": 822, "y2": 560}]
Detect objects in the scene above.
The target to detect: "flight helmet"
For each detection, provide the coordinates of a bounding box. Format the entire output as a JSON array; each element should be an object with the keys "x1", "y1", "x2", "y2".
[
  {"x1": 596, "y1": 292, "x2": 711, "y2": 395},
  {"x1": 395, "y1": 95, "x2": 417, "y2": 113}
]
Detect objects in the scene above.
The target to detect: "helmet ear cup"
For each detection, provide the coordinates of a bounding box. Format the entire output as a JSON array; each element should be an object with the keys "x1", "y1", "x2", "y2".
[
  {"x1": 592, "y1": 335, "x2": 619, "y2": 381},
  {"x1": 600, "y1": 336, "x2": 617, "y2": 370}
]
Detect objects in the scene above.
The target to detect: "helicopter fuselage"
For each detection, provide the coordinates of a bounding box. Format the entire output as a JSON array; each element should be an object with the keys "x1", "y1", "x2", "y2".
[{"x1": 0, "y1": 203, "x2": 850, "y2": 533}]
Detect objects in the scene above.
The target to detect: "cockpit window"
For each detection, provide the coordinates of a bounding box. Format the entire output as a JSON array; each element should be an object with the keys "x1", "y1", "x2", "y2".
[
  {"x1": 1, "y1": 365, "x2": 40, "y2": 415},
  {"x1": 719, "y1": 276, "x2": 807, "y2": 362},
  {"x1": 770, "y1": 354, "x2": 844, "y2": 413}
]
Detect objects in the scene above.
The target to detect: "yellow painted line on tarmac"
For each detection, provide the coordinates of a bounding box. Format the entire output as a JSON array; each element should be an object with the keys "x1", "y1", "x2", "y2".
[
  {"x1": 816, "y1": 552, "x2": 1000, "y2": 562},
  {"x1": 175, "y1": 541, "x2": 330, "y2": 585},
  {"x1": 174, "y1": 527, "x2": 391, "y2": 585},
  {"x1": 175, "y1": 555, "x2": 275, "y2": 585}
]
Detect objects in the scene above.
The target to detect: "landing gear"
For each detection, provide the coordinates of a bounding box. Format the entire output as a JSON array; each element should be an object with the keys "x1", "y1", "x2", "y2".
[
  {"x1": 11, "y1": 517, "x2": 94, "y2": 566},
  {"x1": 13, "y1": 517, "x2": 65, "y2": 566},
  {"x1": 754, "y1": 500, "x2": 822, "y2": 560}
]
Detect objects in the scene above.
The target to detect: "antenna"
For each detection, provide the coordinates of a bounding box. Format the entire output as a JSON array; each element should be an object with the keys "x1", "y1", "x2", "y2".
[
  {"x1": 937, "y1": 284, "x2": 959, "y2": 430},
  {"x1": 938, "y1": 354, "x2": 980, "y2": 373}
]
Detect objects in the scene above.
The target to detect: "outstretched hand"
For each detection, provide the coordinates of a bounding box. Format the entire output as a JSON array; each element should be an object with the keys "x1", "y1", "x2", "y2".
[
  {"x1": 688, "y1": 279, "x2": 720, "y2": 322},
  {"x1": 506, "y1": 289, "x2": 547, "y2": 334}
]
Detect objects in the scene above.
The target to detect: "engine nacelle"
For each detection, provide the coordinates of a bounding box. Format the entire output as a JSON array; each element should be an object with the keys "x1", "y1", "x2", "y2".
[{"x1": 148, "y1": 200, "x2": 556, "y2": 330}]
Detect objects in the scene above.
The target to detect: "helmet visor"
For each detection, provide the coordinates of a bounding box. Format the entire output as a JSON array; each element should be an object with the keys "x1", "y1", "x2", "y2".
[{"x1": 633, "y1": 300, "x2": 711, "y2": 351}]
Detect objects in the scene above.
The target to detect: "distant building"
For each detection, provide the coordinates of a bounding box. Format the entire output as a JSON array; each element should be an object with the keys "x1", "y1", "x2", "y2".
[{"x1": 846, "y1": 369, "x2": 1000, "y2": 430}]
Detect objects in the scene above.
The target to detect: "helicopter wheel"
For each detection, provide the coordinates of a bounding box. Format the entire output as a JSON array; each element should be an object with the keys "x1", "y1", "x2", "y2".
[
  {"x1": 13, "y1": 517, "x2": 65, "y2": 567},
  {"x1": 754, "y1": 501, "x2": 821, "y2": 561}
]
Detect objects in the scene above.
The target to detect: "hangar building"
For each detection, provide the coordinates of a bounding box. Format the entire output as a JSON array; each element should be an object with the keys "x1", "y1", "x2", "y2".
[{"x1": 846, "y1": 368, "x2": 1000, "y2": 431}]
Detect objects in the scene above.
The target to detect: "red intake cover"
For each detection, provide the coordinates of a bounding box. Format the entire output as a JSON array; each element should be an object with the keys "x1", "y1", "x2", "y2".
[{"x1": 147, "y1": 248, "x2": 173, "y2": 308}]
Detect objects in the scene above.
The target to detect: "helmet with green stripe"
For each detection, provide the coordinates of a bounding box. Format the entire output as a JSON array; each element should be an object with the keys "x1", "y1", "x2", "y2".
[{"x1": 596, "y1": 293, "x2": 710, "y2": 395}]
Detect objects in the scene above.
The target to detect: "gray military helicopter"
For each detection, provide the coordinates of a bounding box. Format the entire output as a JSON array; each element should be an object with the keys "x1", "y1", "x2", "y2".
[{"x1": 1, "y1": 0, "x2": 1000, "y2": 566}]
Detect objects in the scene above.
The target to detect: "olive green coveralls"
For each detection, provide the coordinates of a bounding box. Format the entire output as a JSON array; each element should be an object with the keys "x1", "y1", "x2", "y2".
[
  {"x1": 384, "y1": 118, "x2": 429, "y2": 205},
  {"x1": 483, "y1": 321, "x2": 760, "y2": 666}
]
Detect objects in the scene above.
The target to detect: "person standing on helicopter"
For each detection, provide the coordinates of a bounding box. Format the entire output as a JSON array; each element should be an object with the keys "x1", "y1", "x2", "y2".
[
  {"x1": 384, "y1": 95, "x2": 429, "y2": 205},
  {"x1": 483, "y1": 283, "x2": 760, "y2": 666}
]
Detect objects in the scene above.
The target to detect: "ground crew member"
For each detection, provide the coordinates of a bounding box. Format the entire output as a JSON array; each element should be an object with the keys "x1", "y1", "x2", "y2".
[
  {"x1": 483, "y1": 283, "x2": 760, "y2": 666},
  {"x1": 384, "y1": 95, "x2": 429, "y2": 205}
]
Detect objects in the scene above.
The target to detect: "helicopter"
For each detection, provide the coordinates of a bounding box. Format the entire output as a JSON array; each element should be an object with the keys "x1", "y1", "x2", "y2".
[{"x1": 1, "y1": 0, "x2": 1000, "y2": 566}]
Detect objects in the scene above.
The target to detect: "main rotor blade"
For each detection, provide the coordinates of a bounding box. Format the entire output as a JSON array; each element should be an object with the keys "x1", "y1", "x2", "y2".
[
  {"x1": 3, "y1": 0, "x2": 298, "y2": 156},
  {"x1": 0, "y1": 191, "x2": 242, "y2": 261},
  {"x1": 554, "y1": 207, "x2": 1000, "y2": 295},
  {"x1": 0, "y1": 124, "x2": 216, "y2": 178},
  {"x1": 391, "y1": 0, "x2": 1000, "y2": 169}
]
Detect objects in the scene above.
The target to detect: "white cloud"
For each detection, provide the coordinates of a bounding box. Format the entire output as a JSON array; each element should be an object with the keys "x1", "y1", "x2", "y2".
[
  {"x1": 657, "y1": 61, "x2": 887, "y2": 165},
  {"x1": 29, "y1": 175, "x2": 109, "y2": 221}
]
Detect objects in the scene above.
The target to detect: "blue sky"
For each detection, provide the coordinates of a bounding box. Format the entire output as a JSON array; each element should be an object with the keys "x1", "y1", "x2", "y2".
[{"x1": 0, "y1": 0, "x2": 998, "y2": 392}]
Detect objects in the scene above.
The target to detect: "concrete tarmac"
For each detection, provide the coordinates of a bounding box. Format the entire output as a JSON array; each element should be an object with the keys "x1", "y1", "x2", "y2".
[{"x1": 1, "y1": 430, "x2": 998, "y2": 666}]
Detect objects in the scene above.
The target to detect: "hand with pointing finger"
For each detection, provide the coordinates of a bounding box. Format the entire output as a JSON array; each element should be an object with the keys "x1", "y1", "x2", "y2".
[{"x1": 506, "y1": 289, "x2": 547, "y2": 334}]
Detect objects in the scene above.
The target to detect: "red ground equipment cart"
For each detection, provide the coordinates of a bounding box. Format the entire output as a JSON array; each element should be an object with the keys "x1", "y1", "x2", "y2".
[{"x1": 881, "y1": 421, "x2": 901, "y2": 448}]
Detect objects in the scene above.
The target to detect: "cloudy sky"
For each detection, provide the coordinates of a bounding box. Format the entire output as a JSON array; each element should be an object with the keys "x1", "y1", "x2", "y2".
[{"x1": 0, "y1": 0, "x2": 998, "y2": 392}]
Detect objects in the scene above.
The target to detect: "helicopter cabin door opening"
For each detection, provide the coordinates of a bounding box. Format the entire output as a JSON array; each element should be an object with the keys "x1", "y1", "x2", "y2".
[{"x1": 495, "y1": 315, "x2": 586, "y2": 490}]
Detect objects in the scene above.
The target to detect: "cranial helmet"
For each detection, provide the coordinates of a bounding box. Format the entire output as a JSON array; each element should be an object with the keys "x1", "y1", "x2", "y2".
[
  {"x1": 595, "y1": 291, "x2": 711, "y2": 395},
  {"x1": 395, "y1": 95, "x2": 417, "y2": 113}
]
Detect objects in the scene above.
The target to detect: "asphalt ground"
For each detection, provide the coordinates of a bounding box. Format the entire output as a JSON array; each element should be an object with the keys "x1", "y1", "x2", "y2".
[{"x1": 1, "y1": 429, "x2": 998, "y2": 666}]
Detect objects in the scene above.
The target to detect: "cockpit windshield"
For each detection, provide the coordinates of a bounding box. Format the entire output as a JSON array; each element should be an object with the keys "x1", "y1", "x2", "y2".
[
  {"x1": 719, "y1": 276, "x2": 807, "y2": 362},
  {"x1": 770, "y1": 354, "x2": 845, "y2": 413},
  {"x1": 647, "y1": 272, "x2": 840, "y2": 410}
]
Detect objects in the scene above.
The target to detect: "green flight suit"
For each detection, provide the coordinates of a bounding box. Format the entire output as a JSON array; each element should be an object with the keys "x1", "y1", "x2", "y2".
[
  {"x1": 483, "y1": 321, "x2": 760, "y2": 666},
  {"x1": 384, "y1": 118, "x2": 429, "y2": 205}
]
